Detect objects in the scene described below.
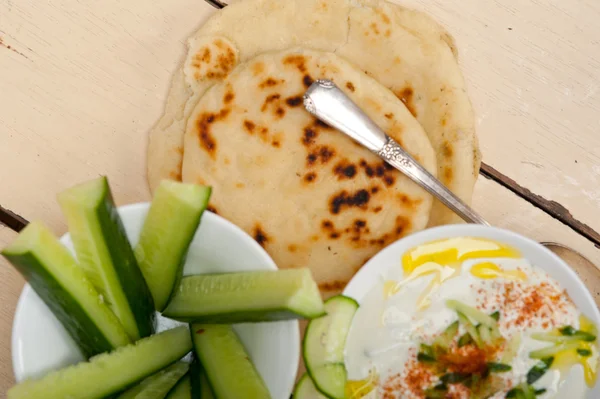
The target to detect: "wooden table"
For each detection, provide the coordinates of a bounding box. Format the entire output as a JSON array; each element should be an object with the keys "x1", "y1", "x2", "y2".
[{"x1": 1, "y1": 0, "x2": 599, "y2": 394}]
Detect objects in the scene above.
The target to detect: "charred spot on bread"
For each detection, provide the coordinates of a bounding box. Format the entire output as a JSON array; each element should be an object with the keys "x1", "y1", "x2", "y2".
[{"x1": 329, "y1": 189, "x2": 371, "y2": 214}]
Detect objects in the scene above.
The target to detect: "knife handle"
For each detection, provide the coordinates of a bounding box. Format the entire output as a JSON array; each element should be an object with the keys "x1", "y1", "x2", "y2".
[{"x1": 304, "y1": 79, "x2": 489, "y2": 226}]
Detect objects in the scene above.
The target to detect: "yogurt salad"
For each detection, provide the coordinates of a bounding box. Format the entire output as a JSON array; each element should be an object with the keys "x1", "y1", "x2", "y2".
[{"x1": 344, "y1": 237, "x2": 600, "y2": 399}]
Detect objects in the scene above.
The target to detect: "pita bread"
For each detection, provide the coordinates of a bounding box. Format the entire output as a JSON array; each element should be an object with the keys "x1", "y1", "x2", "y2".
[
  {"x1": 181, "y1": 48, "x2": 436, "y2": 295},
  {"x1": 147, "y1": 0, "x2": 479, "y2": 226}
]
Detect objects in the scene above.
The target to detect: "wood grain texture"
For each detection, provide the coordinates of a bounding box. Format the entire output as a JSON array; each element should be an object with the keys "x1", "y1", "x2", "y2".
[
  {"x1": 0, "y1": 0, "x2": 217, "y2": 231},
  {"x1": 475, "y1": 177, "x2": 600, "y2": 270},
  {"x1": 1, "y1": 0, "x2": 599, "y2": 235},
  {"x1": 481, "y1": 163, "x2": 600, "y2": 246},
  {"x1": 1, "y1": 0, "x2": 600, "y2": 391},
  {"x1": 0, "y1": 226, "x2": 24, "y2": 395},
  {"x1": 401, "y1": 0, "x2": 600, "y2": 236}
]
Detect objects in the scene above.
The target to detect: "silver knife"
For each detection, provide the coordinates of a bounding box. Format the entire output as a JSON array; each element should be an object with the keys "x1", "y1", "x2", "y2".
[{"x1": 303, "y1": 79, "x2": 489, "y2": 225}]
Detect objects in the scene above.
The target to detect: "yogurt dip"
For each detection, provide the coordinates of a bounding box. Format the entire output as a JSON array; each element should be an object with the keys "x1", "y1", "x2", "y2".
[{"x1": 344, "y1": 237, "x2": 599, "y2": 398}]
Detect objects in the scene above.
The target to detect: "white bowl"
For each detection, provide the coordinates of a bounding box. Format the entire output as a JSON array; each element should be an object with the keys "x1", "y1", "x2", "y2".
[
  {"x1": 343, "y1": 224, "x2": 600, "y2": 397},
  {"x1": 12, "y1": 203, "x2": 299, "y2": 398}
]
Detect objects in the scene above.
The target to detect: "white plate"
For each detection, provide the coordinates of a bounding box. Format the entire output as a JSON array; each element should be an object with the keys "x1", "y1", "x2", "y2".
[
  {"x1": 12, "y1": 203, "x2": 299, "y2": 398},
  {"x1": 343, "y1": 224, "x2": 600, "y2": 397}
]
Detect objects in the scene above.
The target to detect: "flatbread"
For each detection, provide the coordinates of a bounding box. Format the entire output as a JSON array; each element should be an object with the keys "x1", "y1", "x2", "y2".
[
  {"x1": 181, "y1": 48, "x2": 437, "y2": 294},
  {"x1": 147, "y1": 0, "x2": 480, "y2": 226},
  {"x1": 336, "y1": 0, "x2": 480, "y2": 225}
]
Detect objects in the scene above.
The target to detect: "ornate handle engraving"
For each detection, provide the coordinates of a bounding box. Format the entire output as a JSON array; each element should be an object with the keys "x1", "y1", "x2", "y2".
[
  {"x1": 377, "y1": 137, "x2": 489, "y2": 225},
  {"x1": 377, "y1": 138, "x2": 413, "y2": 169}
]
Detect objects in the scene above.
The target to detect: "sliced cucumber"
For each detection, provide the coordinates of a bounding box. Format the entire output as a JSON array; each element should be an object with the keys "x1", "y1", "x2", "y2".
[
  {"x1": 58, "y1": 176, "x2": 155, "y2": 339},
  {"x1": 7, "y1": 326, "x2": 192, "y2": 399},
  {"x1": 501, "y1": 334, "x2": 522, "y2": 363},
  {"x1": 532, "y1": 331, "x2": 597, "y2": 343},
  {"x1": 457, "y1": 312, "x2": 481, "y2": 348},
  {"x1": 303, "y1": 295, "x2": 359, "y2": 399},
  {"x1": 190, "y1": 355, "x2": 215, "y2": 399},
  {"x1": 163, "y1": 269, "x2": 325, "y2": 323},
  {"x1": 117, "y1": 362, "x2": 189, "y2": 398},
  {"x1": 198, "y1": 369, "x2": 214, "y2": 399},
  {"x1": 135, "y1": 180, "x2": 211, "y2": 311},
  {"x1": 446, "y1": 300, "x2": 498, "y2": 328},
  {"x1": 458, "y1": 333, "x2": 473, "y2": 348},
  {"x1": 526, "y1": 358, "x2": 553, "y2": 385},
  {"x1": 478, "y1": 324, "x2": 491, "y2": 346},
  {"x1": 191, "y1": 324, "x2": 270, "y2": 399},
  {"x1": 1, "y1": 221, "x2": 130, "y2": 357},
  {"x1": 433, "y1": 321, "x2": 459, "y2": 350},
  {"x1": 293, "y1": 373, "x2": 327, "y2": 399},
  {"x1": 529, "y1": 341, "x2": 582, "y2": 359},
  {"x1": 166, "y1": 375, "x2": 192, "y2": 399}
]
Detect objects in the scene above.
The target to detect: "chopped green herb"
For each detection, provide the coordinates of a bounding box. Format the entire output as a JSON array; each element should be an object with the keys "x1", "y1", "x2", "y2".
[
  {"x1": 424, "y1": 383, "x2": 448, "y2": 398},
  {"x1": 440, "y1": 372, "x2": 469, "y2": 384},
  {"x1": 433, "y1": 383, "x2": 447, "y2": 391},
  {"x1": 424, "y1": 389, "x2": 446, "y2": 399},
  {"x1": 577, "y1": 348, "x2": 592, "y2": 357},
  {"x1": 560, "y1": 326, "x2": 576, "y2": 336},
  {"x1": 526, "y1": 357, "x2": 553, "y2": 384},
  {"x1": 534, "y1": 388, "x2": 547, "y2": 395},
  {"x1": 523, "y1": 384, "x2": 537, "y2": 399},
  {"x1": 420, "y1": 343, "x2": 434, "y2": 357},
  {"x1": 490, "y1": 311, "x2": 501, "y2": 321},
  {"x1": 417, "y1": 352, "x2": 436, "y2": 363},
  {"x1": 487, "y1": 362, "x2": 512, "y2": 372},
  {"x1": 572, "y1": 331, "x2": 597, "y2": 342},
  {"x1": 463, "y1": 373, "x2": 478, "y2": 388},
  {"x1": 507, "y1": 384, "x2": 536, "y2": 399}
]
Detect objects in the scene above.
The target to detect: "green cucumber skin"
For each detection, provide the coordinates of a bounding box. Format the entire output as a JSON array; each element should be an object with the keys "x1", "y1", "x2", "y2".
[
  {"x1": 2, "y1": 251, "x2": 126, "y2": 358},
  {"x1": 198, "y1": 368, "x2": 215, "y2": 399},
  {"x1": 8, "y1": 326, "x2": 193, "y2": 399},
  {"x1": 92, "y1": 182, "x2": 156, "y2": 339},
  {"x1": 190, "y1": 356, "x2": 215, "y2": 399},
  {"x1": 164, "y1": 308, "x2": 324, "y2": 324},
  {"x1": 304, "y1": 364, "x2": 346, "y2": 399},
  {"x1": 166, "y1": 375, "x2": 192, "y2": 399},
  {"x1": 116, "y1": 362, "x2": 189, "y2": 399},
  {"x1": 302, "y1": 296, "x2": 358, "y2": 399},
  {"x1": 190, "y1": 357, "x2": 203, "y2": 399},
  {"x1": 162, "y1": 271, "x2": 325, "y2": 323},
  {"x1": 157, "y1": 186, "x2": 210, "y2": 311},
  {"x1": 190, "y1": 324, "x2": 270, "y2": 399},
  {"x1": 135, "y1": 183, "x2": 211, "y2": 311},
  {"x1": 293, "y1": 373, "x2": 328, "y2": 399}
]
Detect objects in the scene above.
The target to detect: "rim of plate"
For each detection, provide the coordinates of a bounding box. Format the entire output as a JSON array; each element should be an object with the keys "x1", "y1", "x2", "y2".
[
  {"x1": 11, "y1": 202, "x2": 300, "y2": 396},
  {"x1": 343, "y1": 224, "x2": 600, "y2": 324}
]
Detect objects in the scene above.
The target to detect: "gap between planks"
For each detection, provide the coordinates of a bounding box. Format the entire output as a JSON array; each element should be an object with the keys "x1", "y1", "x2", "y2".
[
  {"x1": 480, "y1": 163, "x2": 600, "y2": 249},
  {"x1": 0, "y1": 205, "x2": 28, "y2": 233},
  {"x1": 2, "y1": 162, "x2": 600, "y2": 248}
]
